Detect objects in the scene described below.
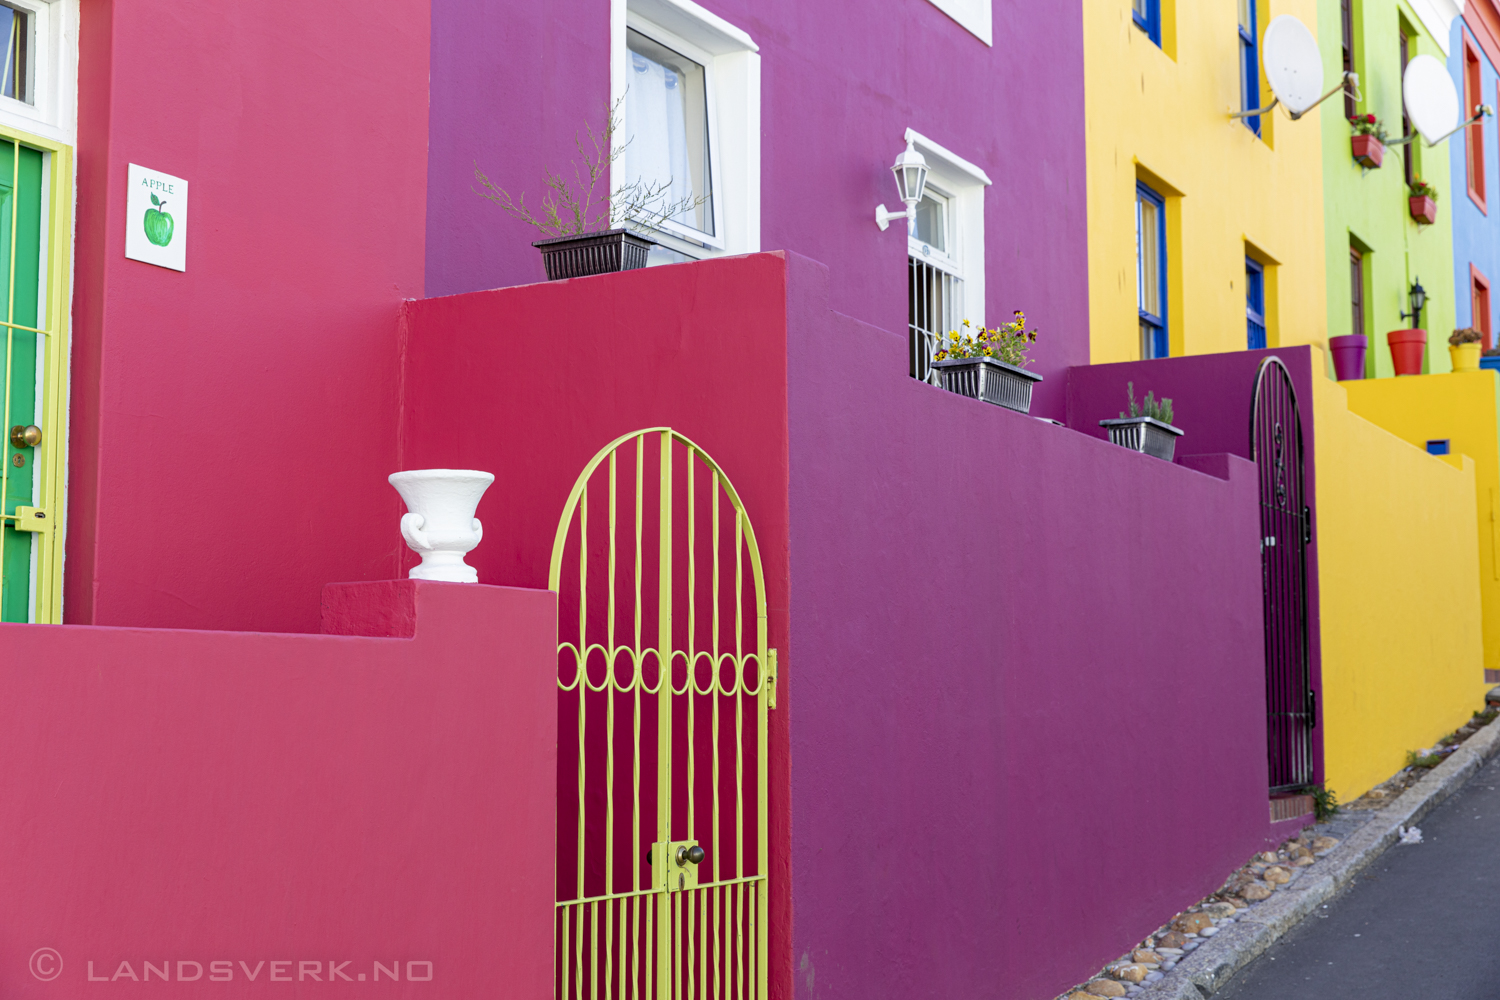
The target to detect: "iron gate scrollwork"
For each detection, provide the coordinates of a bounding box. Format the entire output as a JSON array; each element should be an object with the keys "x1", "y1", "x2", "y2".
[{"x1": 1250, "y1": 357, "x2": 1314, "y2": 793}]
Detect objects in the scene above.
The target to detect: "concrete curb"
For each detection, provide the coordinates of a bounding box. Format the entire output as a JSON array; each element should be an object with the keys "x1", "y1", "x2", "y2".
[{"x1": 1139, "y1": 717, "x2": 1500, "y2": 999}]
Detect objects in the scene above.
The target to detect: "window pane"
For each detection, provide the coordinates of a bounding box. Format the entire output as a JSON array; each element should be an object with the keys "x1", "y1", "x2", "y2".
[
  {"x1": 625, "y1": 29, "x2": 713, "y2": 236},
  {"x1": 1246, "y1": 261, "x2": 1266, "y2": 349},
  {"x1": 0, "y1": 5, "x2": 28, "y2": 105},
  {"x1": 1133, "y1": 0, "x2": 1149, "y2": 19},
  {"x1": 1239, "y1": 0, "x2": 1252, "y2": 31},
  {"x1": 910, "y1": 192, "x2": 947, "y2": 254},
  {"x1": 1137, "y1": 194, "x2": 1160, "y2": 318}
]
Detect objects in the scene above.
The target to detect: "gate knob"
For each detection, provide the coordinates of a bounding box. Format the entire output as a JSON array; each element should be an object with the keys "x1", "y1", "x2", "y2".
[
  {"x1": 9, "y1": 425, "x2": 40, "y2": 449},
  {"x1": 676, "y1": 845, "x2": 705, "y2": 866}
]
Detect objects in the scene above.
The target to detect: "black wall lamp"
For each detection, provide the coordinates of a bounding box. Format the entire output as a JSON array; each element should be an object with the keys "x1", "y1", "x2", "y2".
[{"x1": 1400, "y1": 278, "x2": 1428, "y2": 327}]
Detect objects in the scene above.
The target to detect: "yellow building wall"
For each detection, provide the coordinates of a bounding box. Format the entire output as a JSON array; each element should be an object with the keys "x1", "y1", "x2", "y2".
[
  {"x1": 1313, "y1": 369, "x2": 1485, "y2": 799},
  {"x1": 1084, "y1": 0, "x2": 1328, "y2": 362},
  {"x1": 1343, "y1": 370, "x2": 1500, "y2": 681}
]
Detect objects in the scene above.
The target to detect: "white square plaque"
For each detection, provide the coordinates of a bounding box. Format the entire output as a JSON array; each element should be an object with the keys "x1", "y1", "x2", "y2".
[{"x1": 125, "y1": 164, "x2": 188, "y2": 271}]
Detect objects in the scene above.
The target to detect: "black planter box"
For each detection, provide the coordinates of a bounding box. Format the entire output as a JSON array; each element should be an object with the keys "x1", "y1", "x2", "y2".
[
  {"x1": 533, "y1": 229, "x2": 655, "y2": 280},
  {"x1": 930, "y1": 356, "x2": 1042, "y2": 414},
  {"x1": 1098, "y1": 416, "x2": 1184, "y2": 461}
]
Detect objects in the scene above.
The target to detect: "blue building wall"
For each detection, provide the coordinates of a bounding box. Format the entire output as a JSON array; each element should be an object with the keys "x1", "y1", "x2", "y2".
[{"x1": 1450, "y1": 16, "x2": 1500, "y2": 339}]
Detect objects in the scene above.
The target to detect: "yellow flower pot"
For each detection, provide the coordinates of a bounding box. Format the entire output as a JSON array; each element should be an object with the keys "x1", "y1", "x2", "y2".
[{"x1": 1451, "y1": 342, "x2": 1482, "y2": 373}]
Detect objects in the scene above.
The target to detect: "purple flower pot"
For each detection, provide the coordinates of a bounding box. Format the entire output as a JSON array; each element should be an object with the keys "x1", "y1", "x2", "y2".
[{"x1": 1329, "y1": 334, "x2": 1368, "y2": 381}]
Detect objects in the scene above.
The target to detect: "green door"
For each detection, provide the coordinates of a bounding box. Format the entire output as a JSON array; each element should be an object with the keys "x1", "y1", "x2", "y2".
[{"x1": 0, "y1": 140, "x2": 44, "y2": 622}]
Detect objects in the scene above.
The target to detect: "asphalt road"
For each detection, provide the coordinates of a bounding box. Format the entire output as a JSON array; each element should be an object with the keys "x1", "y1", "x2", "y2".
[{"x1": 1216, "y1": 753, "x2": 1500, "y2": 999}]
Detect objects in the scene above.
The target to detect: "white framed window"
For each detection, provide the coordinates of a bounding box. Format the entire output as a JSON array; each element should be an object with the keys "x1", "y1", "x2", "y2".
[
  {"x1": 904, "y1": 129, "x2": 990, "y2": 381},
  {"x1": 908, "y1": 186, "x2": 960, "y2": 381},
  {"x1": 0, "y1": 0, "x2": 77, "y2": 147},
  {"x1": 612, "y1": 0, "x2": 759, "y2": 263}
]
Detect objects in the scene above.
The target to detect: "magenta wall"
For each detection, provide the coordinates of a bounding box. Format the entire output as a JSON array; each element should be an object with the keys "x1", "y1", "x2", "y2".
[
  {"x1": 67, "y1": 0, "x2": 429, "y2": 631},
  {"x1": 782, "y1": 256, "x2": 1272, "y2": 998},
  {"x1": 1064, "y1": 349, "x2": 1326, "y2": 789},
  {"x1": 397, "y1": 253, "x2": 1274, "y2": 999},
  {"x1": 0, "y1": 580, "x2": 556, "y2": 997},
  {"x1": 424, "y1": 0, "x2": 1089, "y2": 417}
]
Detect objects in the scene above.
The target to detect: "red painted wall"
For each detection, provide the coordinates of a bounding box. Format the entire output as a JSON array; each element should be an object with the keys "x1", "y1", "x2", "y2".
[
  {"x1": 0, "y1": 580, "x2": 556, "y2": 996},
  {"x1": 398, "y1": 255, "x2": 794, "y2": 998},
  {"x1": 67, "y1": 0, "x2": 429, "y2": 631},
  {"x1": 398, "y1": 254, "x2": 1274, "y2": 999}
]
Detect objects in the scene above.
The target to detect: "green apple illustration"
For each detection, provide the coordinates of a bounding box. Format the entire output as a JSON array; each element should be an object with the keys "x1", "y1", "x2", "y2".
[{"x1": 143, "y1": 193, "x2": 174, "y2": 247}]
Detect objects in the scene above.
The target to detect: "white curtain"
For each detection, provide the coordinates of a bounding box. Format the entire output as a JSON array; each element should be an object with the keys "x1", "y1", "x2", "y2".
[{"x1": 626, "y1": 48, "x2": 694, "y2": 224}]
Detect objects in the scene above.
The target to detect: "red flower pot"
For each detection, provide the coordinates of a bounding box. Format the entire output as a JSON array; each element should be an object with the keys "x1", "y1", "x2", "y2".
[
  {"x1": 1352, "y1": 134, "x2": 1384, "y2": 168},
  {"x1": 1329, "y1": 334, "x2": 1368, "y2": 381},
  {"x1": 1387, "y1": 328, "x2": 1427, "y2": 376},
  {"x1": 1410, "y1": 195, "x2": 1437, "y2": 225}
]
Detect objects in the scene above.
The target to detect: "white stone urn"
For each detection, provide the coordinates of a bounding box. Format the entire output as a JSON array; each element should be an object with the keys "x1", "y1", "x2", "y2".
[{"x1": 388, "y1": 469, "x2": 495, "y2": 583}]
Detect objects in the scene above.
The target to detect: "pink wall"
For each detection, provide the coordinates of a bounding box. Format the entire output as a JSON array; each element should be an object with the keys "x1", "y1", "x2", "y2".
[
  {"x1": 67, "y1": 0, "x2": 429, "y2": 631},
  {"x1": 425, "y1": 0, "x2": 1089, "y2": 417},
  {"x1": 0, "y1": 580, "x2": 556, "y2": 996},
  {"x1": 397, "y1": 253, "x2": 1275, "y2": 1000}
]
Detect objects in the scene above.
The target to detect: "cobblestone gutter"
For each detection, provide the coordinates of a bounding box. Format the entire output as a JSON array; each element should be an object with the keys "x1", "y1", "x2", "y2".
[{"x1": 1056, "y1": 714, "x2": 1500, "y2": 1000}]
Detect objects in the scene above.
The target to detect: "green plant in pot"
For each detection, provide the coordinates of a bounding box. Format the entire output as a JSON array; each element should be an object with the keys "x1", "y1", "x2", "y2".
[
  {"x1": 1409, "y1": 176, "x2": 1439, "y2": 224},
  {"x1": 1099, "y1": 381, "x2": 1183, "y2": 461},
  {"x1": 1349, "y1": 113, "x2": 1388, "y2": 168}
]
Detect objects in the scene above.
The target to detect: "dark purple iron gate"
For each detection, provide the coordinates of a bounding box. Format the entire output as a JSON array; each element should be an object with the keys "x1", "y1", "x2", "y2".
[{"x1": 1250, "y1": 357, "x2": 1315, "y2": 793}]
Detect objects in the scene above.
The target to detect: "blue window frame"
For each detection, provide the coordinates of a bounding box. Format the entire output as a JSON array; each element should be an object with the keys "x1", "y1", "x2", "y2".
[
  {"x1": 1246, "y1": 258, "x2": 1267, "y2": 349},
  {"x1": 1239, "y1": 0, "x2": 1261, "y2": 134},
  {"x1": 1133, "y1": 0, "x2": 1161, "y2": 47},
  {"x1": 1136, "y1": 182, "x2": 1168, "y2": 359}
]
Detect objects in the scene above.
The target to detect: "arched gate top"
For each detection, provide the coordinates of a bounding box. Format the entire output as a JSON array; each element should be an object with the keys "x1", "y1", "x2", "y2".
[{"x1": 1249, "y1": 355, "x2": 1304, "y2": 461}]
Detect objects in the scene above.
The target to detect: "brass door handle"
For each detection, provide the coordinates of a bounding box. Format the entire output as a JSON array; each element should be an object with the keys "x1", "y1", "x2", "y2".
[
  {"x1": 675, "y1": 845, "x2": 705, "y2": 866},
  {"x1": 9, "y1": 425, "x2": 40, "y2": 448}
]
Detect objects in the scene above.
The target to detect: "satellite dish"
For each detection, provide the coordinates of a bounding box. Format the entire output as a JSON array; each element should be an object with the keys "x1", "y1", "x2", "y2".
[
  {"x1": 1262, "y1": 16, "x2": 1324, "y2": 116},
  {"x1": 1404, "y1": 54, "x2": 1461, "y2": 145}
]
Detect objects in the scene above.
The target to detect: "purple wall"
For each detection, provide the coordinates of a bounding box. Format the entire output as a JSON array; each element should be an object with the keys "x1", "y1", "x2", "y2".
[
  {"x1": 784, "y1": 256, "x2": 1273, "y2": 999},
  {"x1": 424, "y1": 0, "x2": 1089, "y2": 417},
  {"x1": 1065, "y1": 349, "x2": 1325, "y2": 789}
]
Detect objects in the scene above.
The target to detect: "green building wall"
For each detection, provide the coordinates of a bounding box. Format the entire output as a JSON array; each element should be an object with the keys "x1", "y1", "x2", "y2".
[{"x1": 1320, "y1": 0, "x2": 1457, "y2": 376}]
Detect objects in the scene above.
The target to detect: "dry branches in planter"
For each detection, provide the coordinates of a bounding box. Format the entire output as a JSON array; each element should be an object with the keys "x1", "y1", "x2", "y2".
[{"x1": 473, "y1": 96, "x2": 706, "y2": 238}]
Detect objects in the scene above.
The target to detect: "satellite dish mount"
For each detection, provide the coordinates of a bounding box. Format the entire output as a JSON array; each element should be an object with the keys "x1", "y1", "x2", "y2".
[
  {"x1": 1398, "y1": 54, "x2": 1495, "y2": 147},
  {"x1": 1230, "y1": 15, "x2": 1359, "y2": 123}
]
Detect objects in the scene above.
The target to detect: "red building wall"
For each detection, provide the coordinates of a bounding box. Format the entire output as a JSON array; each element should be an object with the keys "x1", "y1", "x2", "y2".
[
  {"x1": 67, "y1": 0, "x2": 429, "y2": 630},
  {"x1": 0, "y1": 581, "x2": 557, "y2": 997}
]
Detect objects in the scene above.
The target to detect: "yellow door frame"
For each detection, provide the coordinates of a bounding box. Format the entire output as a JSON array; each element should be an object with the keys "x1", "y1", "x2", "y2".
[{"x1": 0, "y1": 122, "x2": 72, "y2": 623}]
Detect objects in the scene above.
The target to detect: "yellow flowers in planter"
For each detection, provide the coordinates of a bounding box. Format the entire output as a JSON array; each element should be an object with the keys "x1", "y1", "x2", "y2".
[{"x1": 934, "y1": 311, "x2": 1039, "y2": 368}]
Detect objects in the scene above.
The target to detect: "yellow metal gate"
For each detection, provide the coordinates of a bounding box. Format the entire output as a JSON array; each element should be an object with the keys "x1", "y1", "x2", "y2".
[{"x1": 549, "y1": 428, "x2": 775, "y2": 1000}]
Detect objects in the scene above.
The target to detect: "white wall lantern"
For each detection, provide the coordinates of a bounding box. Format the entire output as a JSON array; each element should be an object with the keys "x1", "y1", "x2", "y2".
[{"x1": 876, "y1": 140, "x2": 929, "y2": 231}]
